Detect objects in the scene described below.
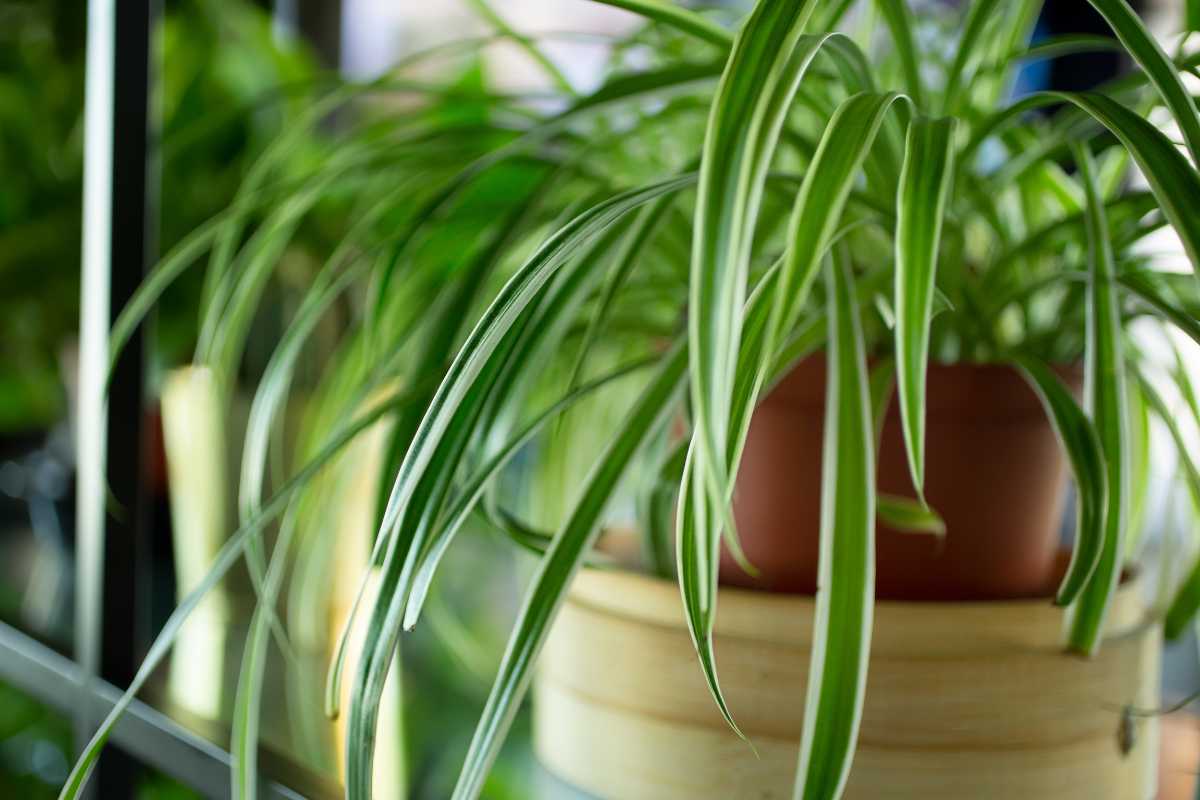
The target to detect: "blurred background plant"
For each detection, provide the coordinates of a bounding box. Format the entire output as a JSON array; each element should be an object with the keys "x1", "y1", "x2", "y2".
[
  {"x1": 0, "y1": 0, "x2": 593, "y2": 795},
  {"x1": 0, "y1": 0, "x2": 85, "y2": 432},
  {"x1": 0, "y1": 0, "x2": 324, "y2": 434},
  {"x1": 0, "y1": 0, "x2": 327, "y2": 795}
]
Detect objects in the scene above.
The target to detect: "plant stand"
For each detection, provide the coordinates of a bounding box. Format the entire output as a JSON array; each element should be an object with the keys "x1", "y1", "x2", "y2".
[{"x1": 534, "y1": 568, "x2": 1159, "y2": 799}]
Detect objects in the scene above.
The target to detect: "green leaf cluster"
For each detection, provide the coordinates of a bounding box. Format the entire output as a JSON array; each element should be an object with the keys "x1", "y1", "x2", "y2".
[{"x1": 61, "y1": 1, "x2": 1200, "y2": 798}]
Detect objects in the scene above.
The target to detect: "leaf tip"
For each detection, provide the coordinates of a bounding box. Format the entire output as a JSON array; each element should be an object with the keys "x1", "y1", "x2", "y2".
[{"x1": 726, "y1": 536, "x2": 761, "y2": 579}]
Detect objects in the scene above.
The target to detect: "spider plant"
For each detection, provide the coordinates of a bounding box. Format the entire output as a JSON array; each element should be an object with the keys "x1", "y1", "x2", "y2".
[{"x1": 60, "y1": 0, "x2": 1200, "y2": 798}]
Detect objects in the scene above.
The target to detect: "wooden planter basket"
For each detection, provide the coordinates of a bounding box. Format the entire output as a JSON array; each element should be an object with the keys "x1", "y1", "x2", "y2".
[{"x1": 534, "y1": 568, "x2": 1160, "y2": 799}]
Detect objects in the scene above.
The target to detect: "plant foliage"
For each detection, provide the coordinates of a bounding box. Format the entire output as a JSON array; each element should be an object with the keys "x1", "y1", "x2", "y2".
[{"x1": 60, "y1": 0, "x2": 1200, "y2": 798}]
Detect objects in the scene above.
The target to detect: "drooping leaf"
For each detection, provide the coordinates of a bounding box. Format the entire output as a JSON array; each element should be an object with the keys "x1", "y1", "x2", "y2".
[
  {"x1": 1014, "y1": 355, "x2": 1108, "y2": 607},
  {"x1": 345, "y1": 175, "x2": 695, "y2": 800},
  {"x1": 674, "y1": 436, "x2": 751, "y2": 743},
  {"x1": 237, "y1": 177, "x2": 420, "y2": 655},
  {"x1": 894, "y1": 116, "x2": 957, "y2": 500},
  {"x1": 1085, "y1": 0, "x2": 1200, "y2": 165},
  {"x1": 231, "y1": 506, "x2": 299, "y2": 800},
  {"x1": 766, "y1": 93, "x2": 907, "y2": 358},
  {"x1": 677, "y1": 7, "x2": 843, "y2": 736},
  {"x1": 686, "y1": 87, "x2": 903, "y2": 742},
  {"x1": 57, "y1": 386, "x2": 421, "y2": 800},
  {"x1": 877, "y1": 494, "x2": 946, "y2": 537},
  {"x1": 794, "y1": 248, "x2": 875, "y2": 800},
  {"x1": 986, "y1": 92, "x2": 1200, "y2": 278},
  {"x1": 328, "y1": 182, "x2": 631, "y2": 720},
  {"x1": 402, "y1": 356, "x2": 659, "y2": 627},
  {"x1": 1119, "y1": 270, "x2": 1200, "y2": 346},
  {"x1": 1066, "y1": 142, "x2": 1129, "y2": 656},
  {"x1": 449, "y1": 343, "x2": 687, "y2": 799},
  {"x1": 688, "y1": 3, "x2": 819, "y2": 541}
]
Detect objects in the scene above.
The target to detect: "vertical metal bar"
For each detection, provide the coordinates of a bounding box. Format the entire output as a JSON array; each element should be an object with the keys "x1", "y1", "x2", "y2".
[
  {"x1": 104, "y1": 0, "x2": 156, "y2": 685},
  {"x1": 296, "y1": 0, "x2": 343, "y2": 67},
  {"x1": 76, "y1": 0, "x2": 115, "y2": 757},
  {"x1": 272, "y1": 0, "x2": 299, "y2": 42},
  {"x1": 77, "y1": 0, "x2": 158, "y2": 795}
]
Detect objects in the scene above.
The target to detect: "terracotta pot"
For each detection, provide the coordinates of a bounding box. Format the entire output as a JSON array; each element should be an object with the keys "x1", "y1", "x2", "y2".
[{"x1": 724, "y1": 355, "x2": 1083, "y2": 600}]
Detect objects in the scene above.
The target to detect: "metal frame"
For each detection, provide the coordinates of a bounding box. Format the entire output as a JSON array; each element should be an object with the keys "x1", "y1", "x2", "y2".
[
  {"x1": 0, "y1": 622, "x2": 313, "y2": 800},
  {"x1": 0, "y1": 0, "x2": 341, "y2": 797}
]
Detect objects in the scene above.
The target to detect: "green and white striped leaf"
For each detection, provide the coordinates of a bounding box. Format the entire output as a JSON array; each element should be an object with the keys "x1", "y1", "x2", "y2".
[
  {"x1": 402, "y1": 357, "x2": 659, "y2": 626},
  {"x1": 1014, "y1": 355, "x2": 1108, "y2": 607},
  {"x1": 794, "y1": 249, "x2": 875, "y2": 800},
  {"x1": 1119, "y1": 270, "x2": 1200, "y2": 346},
  {"x1": 345, "y1": 176, "x2": 695, "y2": 800},
  {"x1": 58, "y1": 387, "x2": 420, "y2": 799},
  {"x1": 66, "y1": 4, "x2": 1200, "y2": 798},
  {"x1": 449, "y1": 343, "x2": 687, "y2": 799},
  {"x1": 877, "y1": 494, "x2": 945, "y2": 537},
  {"x1": 683, "y1": 89, "x2": 903, "y2": 742},
  {"x1": 1085, "y1": 0, "x2": 1200, "y2": 164},
  {"x1": 894, "y1": 116, "x2": 957, "y2": 500},
  {"x1": 231, "y1": 506, "x2": 299, "y2": 800},
  {"x1": 767, "y1": 92, "x2": 906, "y2": 356},
  {"x1": 1030, "y1": 92, "x2": 1200, "y2": 277},
  {"x1": 688, "y1": 1, "x2": 818, "y2": 542},
  {"x1": 1066, "y1": 142, "x2": 1129, "y2": 656}
]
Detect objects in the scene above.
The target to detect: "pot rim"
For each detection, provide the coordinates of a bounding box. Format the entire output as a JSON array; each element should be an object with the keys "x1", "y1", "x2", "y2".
[
  {"x1": 569, "y1": 559, "x2": 1148, "y2": 655},
  {"x1": 766, "y1": 354, "x2": 1083, "y2": 418}
]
